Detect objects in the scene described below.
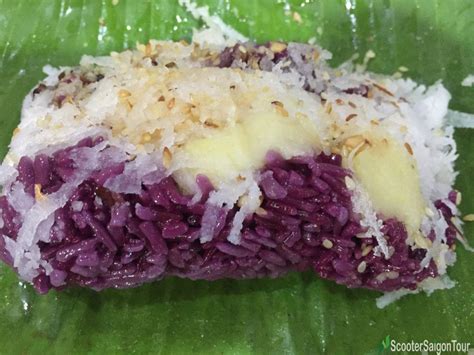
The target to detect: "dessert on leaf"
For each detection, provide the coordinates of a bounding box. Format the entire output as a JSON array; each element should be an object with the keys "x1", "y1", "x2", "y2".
[{"x1": 0, "y1": 35, "x2": 463, "y2": 307}]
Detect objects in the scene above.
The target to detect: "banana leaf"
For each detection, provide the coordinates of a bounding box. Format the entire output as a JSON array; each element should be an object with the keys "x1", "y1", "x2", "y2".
[{"x1": 0, "y1": 0, "x2": 473, "y2": 353}]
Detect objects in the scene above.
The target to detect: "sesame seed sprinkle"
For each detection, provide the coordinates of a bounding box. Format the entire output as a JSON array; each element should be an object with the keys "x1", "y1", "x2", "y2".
[
  {"x1": 462, "y1": 214, "x2": 474, "y2": 222},
  {"x1": 322, "y1": 239, "x2": 333, "y2": 249},
  {"x1": 357, "y1": 261, "x2": 367, "y2": 273}
]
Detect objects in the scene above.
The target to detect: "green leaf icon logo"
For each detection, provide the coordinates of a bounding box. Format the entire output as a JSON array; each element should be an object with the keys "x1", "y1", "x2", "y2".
[{"x1": 382, "y1": 335, "x2": 391, "y2": 349}]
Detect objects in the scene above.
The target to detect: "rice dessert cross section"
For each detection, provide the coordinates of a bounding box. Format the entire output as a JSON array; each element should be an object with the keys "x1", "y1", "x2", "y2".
[{"x1": 0, "y1": 38, "x2": 463, "y2": 306}]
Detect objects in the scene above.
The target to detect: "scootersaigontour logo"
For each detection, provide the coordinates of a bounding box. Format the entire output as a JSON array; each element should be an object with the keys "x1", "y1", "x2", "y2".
[{"x1": 378, "y1": 335, "x2": 471, "y2": 354}]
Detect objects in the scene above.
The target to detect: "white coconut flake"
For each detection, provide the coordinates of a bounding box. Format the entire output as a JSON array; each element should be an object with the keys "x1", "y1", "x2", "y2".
[
  {"x1": 179, "y1": 0, "x2": 248, "y2": 47},
  {"x1": 413, "y1": 81, "x2": 450, "y2": 130},
  {"x1": 83, "y1": 79, "x2": 120, "y2": 120},
  {"x1": 71, "y1": 201, "x2": 84, "y2": 212},
  {"x1": 0, "y1": 164, "x2": 18, "y2": 188},
  {"x1": 445, "y1": 109, "x2": 474, "y2": 128},
  {"x1": 376, "y1": 275, "x2": 455, "y2": 308},
  {"x1": 36, "y1": 214, "x2": 55, "y2": 243},
  {"x1": 461, "y1": 74, "x2": 474, "y2": 87},
  {"x1": 40, "y1": 259, "x2": 54, "y2": 275},
  {"x1": 200, "y1": 173, "x2": 261, "y2": 244},
  {"x1": 14, "y1": 188, "x2": 74, "y2": 280},
  {"x1": 42, "y1": 65, "x2": 62, "y2": 86},
  {"x1": 7, "y1": 182, "x2": 34, "y2": 216},
  {"x1": 227, "y1": 175, "x2": 261, "y2": 245},
  {"x1": 104, "y1": 153, "x2": 164, "y2": 194},
  {"x1": 350, "y1": 180, "x2": 389, "y2": 258},
  {"x1": 200, "y1": 204, "x2": 225, "y2": 244}
]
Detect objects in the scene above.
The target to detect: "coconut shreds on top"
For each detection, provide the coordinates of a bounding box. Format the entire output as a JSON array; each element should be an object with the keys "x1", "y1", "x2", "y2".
[
  {"x1": 461, "y1": 74, "x2": 474, "y2": 87},
  {"x1": 0, "y1": 27, "x2": 464, "y2": 305}
]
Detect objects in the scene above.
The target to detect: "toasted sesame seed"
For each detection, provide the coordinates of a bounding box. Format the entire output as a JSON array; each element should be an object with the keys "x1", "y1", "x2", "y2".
[
  {"x1": 165, "y1": 62, "x2": 177, "y2": 69},
  {"x1": 345, "y1": 113, "x2": 357, "y2": 122},
  {"x1": 456, "y1": 191, "x2": 462, "y2": 205},
  {"x1": 141, "y1": 133, "x2": 152, "y2": 143},
  {"x1": 325, "y1": 102, "x2": 333, "y2": 114},
  {"x1": 167, "y1": 97, "x2": 176, "y2": 110},
  {"x1": 373, "y1": 83, "x2": 394, "y2": 97},
  {"x1": 34, "y1": 184, "x2": 45, "y2": 201},
  {"x1": 386, "y1": 271, "x2": 399, "y2": 279},
  {"x1": 269, "y1": 42, "x2": 287, "y2": 53},
  {"x1": 463, "y1": 214, "x2": 474, "y2": 222},
  {"x1": 292, "y1": 11, "x2": 302, "y2": 23},
  {"x1": 344, "y1": 176, "x2": 356, "y2": 190},
  {"x1": 365, "y1": 49, "x2": 376, "y2": 59},
  {"x1": 145, "y1": 43, "x2": 152, "y2": 57},
  {"x1": 118, "y1": 89, "x2": 131, "y2": 98},
  {"x1": 322, "y1": 239, "x2": 333, "y2": 249},
  {"x1": 425, "y1": 207, "x2": 435, "y2": 217},
  {"x1": 271, "y1": 101, "x2": 288, "y2": 117},
  {"x1": 344, "y1": 135, "x2": 365, "y2": 149},
  {"x1": 162, "y1": 147, "x2": 172, "y2": 169},
  {"x1": 357, "y1": 261, "x2": 367, "y2": 273},
  {"x1": 404, "y1": 142, "x2": 413, "y2": 155},
  {"x1": 413, "y1": 232, "x2": 432, "y2": 249},
  {"x1": 237, "y1": 195, "x2": 248, "y2": 208},
  {"x1": 204, "y1": 120, "x2": 220, "y2": 128},
  {"x1": 361, "y1": 245, "x2": 373, "y2": 257}
]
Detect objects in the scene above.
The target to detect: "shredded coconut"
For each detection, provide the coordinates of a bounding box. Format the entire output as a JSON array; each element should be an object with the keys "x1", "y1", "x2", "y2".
[
  {"x1": 227, "y1": 174, "x2": 261, "y2": 244},
  {"x1": 7, "y1": 182, "x2": 34, "y2": 216},
  {"x1": 445, "y1": 109, "x2": 474, "y2": 128},
  {"x1": 201, "y1": 173, "x2": 262, "y2": 244},
  {"x1": 376, "y1": 275, "x2": 455, "y2": 308},
  {"x1": 71, "y1": 201, "x2": 84, "y2": 212},
  {"x1": 461, "y1": 74, "x2": 474, "y2": 87},
  {"x1": 179, "y1": 0, "x2": 247, "y2": 47},
  {"x1": 104, "y1": 153, "x2": 164, "y2": 194},
  {"x1": 350, "y1": 180, "x2": 389, "y2": 258}
]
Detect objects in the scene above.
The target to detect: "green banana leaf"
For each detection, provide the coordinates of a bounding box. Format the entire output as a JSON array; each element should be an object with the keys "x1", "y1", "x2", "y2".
[{"x1": 0, "y1": 0, "x2": 473, "y2": 353}]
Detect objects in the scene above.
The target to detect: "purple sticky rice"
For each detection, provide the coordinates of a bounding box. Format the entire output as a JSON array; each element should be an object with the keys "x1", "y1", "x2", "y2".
[
  {"x1": 0, "y1": 42, "x2": 459, "y2": 294},
  {"x1": 0, "y1": 138, "x2": 457, "y2": 294}
]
